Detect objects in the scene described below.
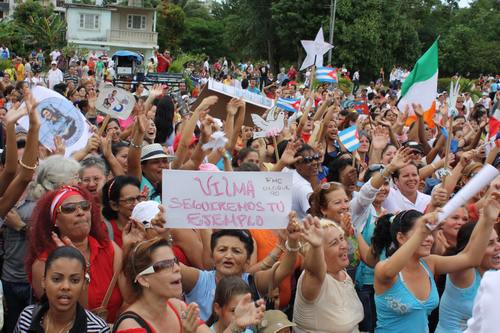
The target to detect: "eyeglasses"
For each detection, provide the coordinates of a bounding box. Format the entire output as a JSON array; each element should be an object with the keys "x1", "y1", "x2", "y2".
[
  {"x1": 300, "y1": 153, "x2": 321, "y2": 164},
  {"x1": 134, "y1": 257, "x2": 179, "y2": 282},
  {"x1": 119, "y1": 195, "x2": 147, "y2": 206},
  {"x1": 80, "y1": 176, "x2": 105, "y2": 185},
  {"x1": 58, "y1": 200, "x2": 91, "y2": 214}
]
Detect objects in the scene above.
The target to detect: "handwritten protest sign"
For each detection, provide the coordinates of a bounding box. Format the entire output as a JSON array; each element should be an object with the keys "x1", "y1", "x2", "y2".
[
  {"x1": 191, "y1": 78, "x2": 274, "y2": 126},
  {"x1": 18, "y1": 86, "x2": 92, "y2": 157},
  {"x1": 95, "y1": 85, "x2": 135, "y2": 120},
  {"x1": 162, "y1": 170, "x2": 292, "y2": 229}
]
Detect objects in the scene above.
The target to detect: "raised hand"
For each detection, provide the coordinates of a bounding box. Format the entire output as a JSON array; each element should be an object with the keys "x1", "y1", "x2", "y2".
[
  {"x1": 339, "y1": 213, "x2": 354, "y2": 237},
  {"x1": 480, "y1": 189, "x2": 500, "y2": 224},
  {"x1": 181, "y1": 303, "x2": 201, "y2": 333},
  {"x1": 85, "y1": 133, "x2": 101, "y2": 153},
  {"x1": 412, "y1": 103, "x2": 425, "y2": 118},
  {"x1": 227, "y1": 97, "x2": 243, "y2": 116},
  {"x1": 371, "y1": 126, "x2": 389, "y2": 150},
  {"x1": 101, "y1": 130, "x2": 113, "y2": 158},
  {"x1": 149, "y1": 84, "x2": 164, "y2": 99},
  {"x1": 233, "y1": 294, "x2": 265, "y2": 329},
  {"x1": 51, "y1": 231, "x2": 75, "y2": 248},
  {"x1": 122, "y1": 220, "x2": 146, "y2": 250},
  {"x1": 431, "y1": 186, "x2": 449, "y2": 208},
  {"x1": 286, "y1": 211, "x2": 302, "y2": 243},
  {"x1": 87, "y1": 89, "x2": 97, "y2": 110},
  {"x1": 53, "y1": 136, "x2": 65, "y2": 156},
  {"x1": 4, "y1": 105, "x2": 28, "y2": 125},
  {"x1": 301, "y1": 215, "x2": 323, "y2": 248},
  {"x1": 278, "y1": 140, "x2": 302, "y2": 166},
  {"x1": 196, "y1": 95, "x2": 218, "y2": 113},
  {"x1": 388, "y1": 147, "x2": 413, "y2": 170}
]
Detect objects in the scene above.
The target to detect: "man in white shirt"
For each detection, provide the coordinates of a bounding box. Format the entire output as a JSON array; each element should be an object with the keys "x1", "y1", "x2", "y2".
[
  {"x1": 47, "y1": 61, "x2": 63, "y2": 90},
  {"x1": 383, "y1": 163, "x2": 431, "y2": 213},
  {"x1": 289, "y1": 144, "x2": 319, "y2": 219},
  {"x1": 465, "y1": 270, "x2": 500, "y2": 333},
  {"x1": 49, "y1": 49, "x2": 61, "y2": 63}
]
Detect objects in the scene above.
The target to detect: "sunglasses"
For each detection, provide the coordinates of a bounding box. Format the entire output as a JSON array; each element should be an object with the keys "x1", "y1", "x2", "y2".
[
  {"x1": 135, "y1": 257, "x2": 179, "y2": 282},
  {"x1": 300, "y1": 153, "x2": 321, "y2": 164},
  {"x1": 58, "y1": 200, "x2": 91, "y2": 214},
  {"x1": 119, "y1": 195, "x2": 147, "y2": 206}
]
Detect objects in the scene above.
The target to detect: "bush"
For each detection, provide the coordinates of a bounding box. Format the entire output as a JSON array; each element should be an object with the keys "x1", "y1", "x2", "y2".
[
  {"x1": 0, "y1": 59, "x2": 12, "y2": 71},
  {"x1": 338, "y1": 77, "x2": 353, "y2": 95},
  {"x1": 168, "y1": 53, "x2": 206, "y2": 74},
  {"x1": 438, "y1": 77, "x2": 481, "y2": 101}
]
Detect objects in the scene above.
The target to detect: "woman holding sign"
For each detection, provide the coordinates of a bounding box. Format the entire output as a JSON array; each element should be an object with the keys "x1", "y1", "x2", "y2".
[{"x1": 370, "y1": 189, "x2": 500, "y2": 333}]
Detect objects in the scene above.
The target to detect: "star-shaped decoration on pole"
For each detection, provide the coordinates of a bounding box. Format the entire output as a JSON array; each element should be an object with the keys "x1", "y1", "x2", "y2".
[{"x1": 300, "y1": 27, "x2": 334, "y2": 71}]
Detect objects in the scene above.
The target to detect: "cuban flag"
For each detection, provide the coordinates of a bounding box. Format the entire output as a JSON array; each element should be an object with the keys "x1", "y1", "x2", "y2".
[
  {"x1": 489, "y1": 108, "x2": 500, "y2": 140},
  {"x1": 277, "y1": 97, "x2": 301, "y2": 113},
  {"x1": 316, "y1": 67, "x2": 338, "y2": 83},
  {"x1": 354, "y1": 100, "x2": 369, "y2": 114},
  {"x1": 339, "y1": 125, "x2": 360, "y2": 152}
]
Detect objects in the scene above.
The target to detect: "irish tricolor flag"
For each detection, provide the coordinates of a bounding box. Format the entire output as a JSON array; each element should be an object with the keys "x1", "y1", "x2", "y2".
[{"x1": 398, "y1": 39, "x2": 439, "y2": 128}]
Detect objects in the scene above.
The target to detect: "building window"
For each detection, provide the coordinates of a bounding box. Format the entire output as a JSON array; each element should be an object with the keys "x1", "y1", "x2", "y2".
[
  {"x1": 79, "y1": 13, "x2": 100, "y2": 30},
  {"x1": 127, "y1": 15, "x2": 146, "y2": 30}
]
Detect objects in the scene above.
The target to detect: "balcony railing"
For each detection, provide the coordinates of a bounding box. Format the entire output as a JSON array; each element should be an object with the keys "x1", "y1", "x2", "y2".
[{"x1": 107, "y1": 29, "x2": 157, "y2": 44}]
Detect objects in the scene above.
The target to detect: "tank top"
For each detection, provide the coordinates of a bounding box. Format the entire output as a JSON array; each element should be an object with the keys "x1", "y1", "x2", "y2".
[
  {"x1": 435, "y1": 269, "x2": 481, "y2": 333},
  {"x1": 375, "y1": 259, "x2": 439, "y2": 333}
]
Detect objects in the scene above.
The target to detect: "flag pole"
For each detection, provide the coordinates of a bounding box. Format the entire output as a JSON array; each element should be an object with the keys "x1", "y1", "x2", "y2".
[{"x1": 442, "y1": 116, "x2": 453, "y2": 187}]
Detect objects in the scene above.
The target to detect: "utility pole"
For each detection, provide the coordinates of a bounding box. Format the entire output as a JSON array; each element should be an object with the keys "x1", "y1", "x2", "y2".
[{"x1": 328, "y1": 0, "x2": 337, "y2": 65}]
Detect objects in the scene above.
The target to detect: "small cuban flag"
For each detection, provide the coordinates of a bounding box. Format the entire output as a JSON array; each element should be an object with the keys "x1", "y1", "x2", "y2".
[
  {"x1": 339, "y1": 125, "x2": 360, "y2": 152},
  {"x1": 354, "y1": 100, "x2": 369, "y2": 114},
  {"x1": 316, "y1": 67, "x2": 338, "y2": 83},
  {"x1": 277, "y1": 97, "x2": 301, "y2": 113}
]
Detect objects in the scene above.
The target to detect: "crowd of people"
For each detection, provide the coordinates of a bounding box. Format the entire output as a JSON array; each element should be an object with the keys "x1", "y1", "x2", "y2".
[{"x1": 0, "y1": 45, "x2": 498, "y2": 333}]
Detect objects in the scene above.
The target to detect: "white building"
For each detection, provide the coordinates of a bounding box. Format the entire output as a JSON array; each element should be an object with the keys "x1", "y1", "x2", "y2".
[
  {"x1": 0, "y1": 0, "x2": 66, "y2": 20},
  {"x1": 65, "y1": 0, "x2": 158, "y2": 59}
]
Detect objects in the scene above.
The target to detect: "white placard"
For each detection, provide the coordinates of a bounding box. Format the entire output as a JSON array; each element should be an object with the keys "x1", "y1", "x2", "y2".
[
  {"x1": 208, "y1": 78, "x2": 274, "y2": 110},
  {"x1": 162, "y1": 170, "x2": 292, "y2": 229},
  {"x1": 95, "y1": 85, "x2": 135, "y2": 120},
  {"x1": 18, "y1": 86, "x2": 92, "y2": 157},
  {"x1": 433, "y1": 164, "x2": 499, "y2": 228}
]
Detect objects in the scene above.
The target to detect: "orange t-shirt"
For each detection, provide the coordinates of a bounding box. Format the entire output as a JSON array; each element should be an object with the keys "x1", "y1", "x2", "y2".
[{"x1": 250, "y1": 229, "x2": 301, "y2": 308}]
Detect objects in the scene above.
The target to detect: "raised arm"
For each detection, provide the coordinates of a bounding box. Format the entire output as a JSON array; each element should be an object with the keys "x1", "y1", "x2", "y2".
[
  {"x1": 254, "y1": 212, "x2": 300, "y2": 295},
  {"x1": 127, "y1": 112, "x2": 148, "y2": 181},
  {"x1": 375, "y1": 212, "x2": 438, "y2": 283},
  {"x1": 0, "y1": 91, "x2": 40, "y2": 217},
  {"x1": 296, "y1": 215, "x2": 326, "y2": 301},
  {"x1": 0, "y1": 104, "x2": 27, "y2": 195},
  {"x1": 101, "y1": 130, "x2": 125, "y2": 176},
  {"x1": 429, "y1": 190, "x2": 500, "y2": 275},
  {"x1": 172, "y1": 96, "x2": 218, "y2": 170}
]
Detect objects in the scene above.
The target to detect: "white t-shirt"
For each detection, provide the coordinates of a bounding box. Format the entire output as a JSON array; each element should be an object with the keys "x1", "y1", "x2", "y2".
[
  {"x1": 291, "y1": 169, "x2": 313, "y2": 220},
  {"x1": 47, "y1": 68, "x2": 63, "y2": 89},
  {"x1": 50, "y1": 50, "x2": 60, "y2": 62},
  {"x1": 382, "y1": 186, "x2": 431, "y2": 214},
  {"x1": 465, "y1": 270, "x2": 500, "y2": 333}
]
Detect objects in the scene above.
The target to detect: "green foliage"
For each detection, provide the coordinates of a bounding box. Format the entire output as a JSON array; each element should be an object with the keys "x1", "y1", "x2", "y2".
[
  {"x1": 438, "y1": 77, "x2": 481, "y2": 100},
  {"x1": 338, "y1": 77, "x2": 353, "y2": 96},
  {"x1": 0, "y1": 59, "x2": 12, "y2": 71},
  {"x1": 168, "y1": 53, "x2": 206, "y2": 73},
  {"x1": 157, "y1": 3, "x2": 186, "y2": 52}
]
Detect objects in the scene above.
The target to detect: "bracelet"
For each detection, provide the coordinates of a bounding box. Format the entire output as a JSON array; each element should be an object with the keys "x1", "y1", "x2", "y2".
[
  {"x1": 431, "y1": 163, "x2": 437, "y2": 170},
  {"x1": 19, "y1": 159, "x2": 37, "y2": 170},
  {"x1": 130, "y1": 141, "x2": 142, "y2": 149},
  {"x1": 285, "y1": 239, "x2": 302, "y2": 252},
  {"x1": 268, "y1": 251, "x2": 279, "y2": 262}
]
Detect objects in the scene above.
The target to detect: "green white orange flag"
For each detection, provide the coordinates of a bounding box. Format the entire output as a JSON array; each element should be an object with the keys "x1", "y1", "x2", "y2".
[{"x1": 398, "y1": 39, "x2": 439, "y2": 128}]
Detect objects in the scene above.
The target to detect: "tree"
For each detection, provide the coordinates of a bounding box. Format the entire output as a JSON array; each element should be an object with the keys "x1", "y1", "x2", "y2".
[{"x1": 157, "y1": 2, "x2": 186, "y2": 52}]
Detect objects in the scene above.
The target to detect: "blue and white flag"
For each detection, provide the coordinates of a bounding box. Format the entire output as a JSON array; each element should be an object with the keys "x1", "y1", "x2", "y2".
[
  {"x1": 339, "y1": 125, "x2": 360, "y2": 152},
  {"x1": 277, "y1": 97, "x2": 301, "y2": 113},
  {"x1": 316, "y1": 67, "x2": 338, "y2": 83}
]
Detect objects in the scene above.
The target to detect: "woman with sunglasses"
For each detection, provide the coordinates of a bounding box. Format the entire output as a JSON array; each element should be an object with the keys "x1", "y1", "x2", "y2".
[
  {"x1": 15, "y1": 246, "x2": 109, "y2": 333},
  {"x1": 290, "y1": 143, "x2": 321, "y2": 220},
  {"x1": 102, "y1": 176, "x2": 146, "y2": 248},
  {"x1": 27, "y1": 185, "x2": 132, "y2": 322},
  {"x1": 116, "y1": 238, "x2": 211, "y2": 333},
  {"x1": 371, "y1": 190, "x2": 500, "y2": 333}
]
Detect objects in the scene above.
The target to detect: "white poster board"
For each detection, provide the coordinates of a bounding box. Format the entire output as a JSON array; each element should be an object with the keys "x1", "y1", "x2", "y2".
[
  {"x1": 95, "y1": 85, "x2": 135, "y2": 120},
  {"x1": 18, "y1": 86, "x2": 92, "y2": 157},
  {"x1": 208, "y1": 78, "x2": 274, "y2": 109},
  {"x1": 162, "y1": 170, "x2": 292, "y2": 229}
]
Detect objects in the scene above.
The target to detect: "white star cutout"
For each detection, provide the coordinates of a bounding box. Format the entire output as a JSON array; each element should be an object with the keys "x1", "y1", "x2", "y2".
[{"x1": 300, "y1": 27, "x2": 334, "y2": 71}]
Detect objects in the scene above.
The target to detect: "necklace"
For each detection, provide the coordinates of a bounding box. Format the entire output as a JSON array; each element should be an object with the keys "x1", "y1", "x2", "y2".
[{"x1": 45, "y1": 313, "x2": 75, "y2": 333}]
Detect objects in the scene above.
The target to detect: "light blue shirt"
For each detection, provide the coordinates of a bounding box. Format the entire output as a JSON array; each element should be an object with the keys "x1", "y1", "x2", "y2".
[{"x1": 185, "y1": 270, "x2": 250, "y2": 321}]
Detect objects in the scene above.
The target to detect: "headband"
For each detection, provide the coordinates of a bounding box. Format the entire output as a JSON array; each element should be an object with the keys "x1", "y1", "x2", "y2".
[{"x1": 50, "y1": 186, "x2": 85, "y2": 225}]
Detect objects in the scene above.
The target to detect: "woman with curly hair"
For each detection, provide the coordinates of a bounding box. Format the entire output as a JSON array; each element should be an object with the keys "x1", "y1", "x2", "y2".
[{"x1": 26, "y1": 185, "x2": 133, "y2": 322}]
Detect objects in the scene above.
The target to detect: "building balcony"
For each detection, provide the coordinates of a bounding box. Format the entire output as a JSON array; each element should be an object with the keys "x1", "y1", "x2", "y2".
[{"x1": 107, "y1": 29, "x2": 157, "y2": 45}]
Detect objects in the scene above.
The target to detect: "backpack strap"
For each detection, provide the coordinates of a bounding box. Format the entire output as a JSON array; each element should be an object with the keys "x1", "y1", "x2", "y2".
[
  {"x1": 102, "y1": 218, "x2": 114, "y2": 242},
  {"x1": 112, "y1": 311, "x2": 152, "y2": 333}
]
